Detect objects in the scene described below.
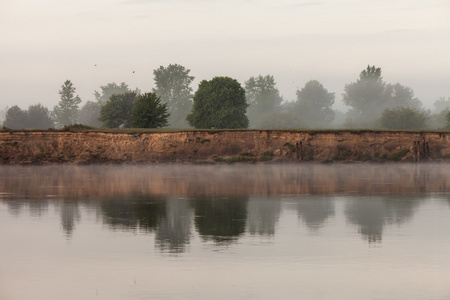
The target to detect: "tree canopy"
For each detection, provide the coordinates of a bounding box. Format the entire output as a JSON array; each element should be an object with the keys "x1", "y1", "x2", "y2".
[
  {"x1": 379, "y1": 107, "x2": 428, "y2": 130},
  {"x1": 3, "y1": 104, "x2": 54, "y2": 129},
  {"x1": 94, "y1": 82, "x2": 134, "y2": 105},
  {"x1": 27, "y1": 104, "x2": 54, "y2": 129},
  {"x1": 152, "y1": 64, "x2": 194, "y2": 128},
  {"x1": 130, "y1": 93, "x2": 169, "y2": 128},
  {"x1": 343, "y1": 65, "x2": 424, "y2": 127},
  {"x1": 343, "y1": 66, "x2": 387, "y2": 120},
  {"x1": 3, "y1": 106, "x2": 27, "y2": 129},
  {"x1": 79, "y1": 101, "x2": 103, "y2": 128},
  {"x1": 99, "y1": 92, "x2": 137, "y2": 128},
  {"x1": 295, "y1": 80, "x2": 335, "y2": 128},
  {"x1": 52, "y1": 80, "x2": 82, "y2": 127},
  {"x1": 244, "y1": 75, "x2": 282, "y2": 128},
  {"x1": 187, "y1": 76, "x2": 249, "y2": 129}
]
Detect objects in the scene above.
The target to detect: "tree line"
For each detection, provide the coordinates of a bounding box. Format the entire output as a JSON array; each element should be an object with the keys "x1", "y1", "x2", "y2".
[{"x1": 2, "y1": 64, "x2": 450, "y2": 130}]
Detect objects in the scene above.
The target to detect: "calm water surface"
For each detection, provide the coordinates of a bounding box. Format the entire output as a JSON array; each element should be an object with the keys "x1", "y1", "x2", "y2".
[{"x1": 1, "y1": 164, "x2": 450, "y2": 299}]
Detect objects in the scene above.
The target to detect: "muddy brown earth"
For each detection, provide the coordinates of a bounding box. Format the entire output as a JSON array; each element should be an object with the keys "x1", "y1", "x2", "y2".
[{"x1": 0, "y1": 130, "x2": 449, "y2": 164}]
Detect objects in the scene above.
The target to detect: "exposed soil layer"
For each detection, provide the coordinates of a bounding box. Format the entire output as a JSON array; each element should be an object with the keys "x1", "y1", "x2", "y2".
[{"x1": 1, "y1": 130, "x2": 449, "y2": 164}]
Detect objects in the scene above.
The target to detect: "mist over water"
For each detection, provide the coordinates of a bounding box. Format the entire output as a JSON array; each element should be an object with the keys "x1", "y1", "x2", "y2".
[{"x1": 1, "y1": 164, "x2": 450, "y2": 299}]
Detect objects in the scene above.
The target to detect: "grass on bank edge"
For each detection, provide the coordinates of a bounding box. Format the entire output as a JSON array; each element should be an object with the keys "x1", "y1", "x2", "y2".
[{"x1": 2, "y1": 125, "x2": 450, "y2": 134}]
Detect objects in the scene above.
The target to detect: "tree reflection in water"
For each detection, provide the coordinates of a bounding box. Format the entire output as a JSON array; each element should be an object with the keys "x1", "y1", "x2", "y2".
[
  {"x1": 246, "y1": 198, "x2": 281, "y2": 236},
  {"x1": 100, "y1": 195, "x2": 166, "y2": 232},
  {"x1": 155, "y1": 197, "x2": 192, "y2": 253},
  {"x1": 59, "y1": 200, "x2": 81, "y2": 238},
  {"x1": 345, "y1": 196, "x2": 421, "y2": 243},
  {"x1": 295, "y1": 197, "x2": 335, "y2": 231},
  {"x1": 192, "y1": 195, "x2": 248, "y2": 245}
]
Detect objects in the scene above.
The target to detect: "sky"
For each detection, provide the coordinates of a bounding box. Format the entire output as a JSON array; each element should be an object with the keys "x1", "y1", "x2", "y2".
[{"x1": 1, "y1": 0, "x2": 449, "y2": 112}]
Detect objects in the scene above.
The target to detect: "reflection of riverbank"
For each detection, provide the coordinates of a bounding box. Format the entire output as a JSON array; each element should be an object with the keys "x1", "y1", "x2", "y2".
[{"x1": 1, "y1": 164, "x2": 449, "y2": 199}]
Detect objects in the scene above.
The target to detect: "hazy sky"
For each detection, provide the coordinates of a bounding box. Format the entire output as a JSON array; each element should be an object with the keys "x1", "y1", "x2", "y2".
[{"x1": 1, "y1": 0, "x2": 449, "y2": 111}]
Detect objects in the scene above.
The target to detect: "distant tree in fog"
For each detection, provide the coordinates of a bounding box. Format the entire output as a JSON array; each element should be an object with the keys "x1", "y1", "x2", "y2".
[
  {"x1": 343, "y1": 66, "x2": 424, "y2": 127},
  {"x1": 187, "y1": 76, "x2": 249, "y2": 129},
  {"x1": 130, "y1": 93, "x2": 169, "y2": 128},
  {"x1": 0, "y1": 107, "x2": 6, "y2": 125},
  {"x1": 99, "y1": 92, "x2": 136, "y2": 128},
  {"x1": 445, "y1": 111, "x2": 450, "y2": 129},
  {"x1": 3, "y1": 105, "x2": 27, "y2": 129},
  {"x1": 433, "y1": 97, "x2": 450, "y2": 113},
  {"x1": 3, "y1": 104, "x2": 54, "y2": 129},
  {"x1": 27, "y1": 103, "x2": 54, "y2": 129},
  {"x1": 379, "y1": 106, "x2": 428, "y2": 130},
  {"x1": 94, "y1": 82, "x2": 134, "y2": 106},
  {"x1": 79, "y1": 101, "x2": 102, "y2": 127},
  {"x1": 52, "y1": 80, "x2": 82, "y2": 127},
  {"x1": 152, "y1": 64, "x2": 194, "y2": 128},
  {"x1": 294, "y1": 80, "x2": 335, "y2": 128},
  {"x1": 343, "y1": 66, "x2": 387, "y2": 122},
  {"x1": 384, "y1": 83, "x2": 422, "y2": 110},
  {"x1": 244, "y1": 75, "x2": 283, "y2": 128}
]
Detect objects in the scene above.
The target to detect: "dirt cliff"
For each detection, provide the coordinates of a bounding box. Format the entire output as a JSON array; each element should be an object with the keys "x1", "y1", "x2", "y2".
[{"x1": 0, "y1": 129, "x2": 449, "y2": 164}]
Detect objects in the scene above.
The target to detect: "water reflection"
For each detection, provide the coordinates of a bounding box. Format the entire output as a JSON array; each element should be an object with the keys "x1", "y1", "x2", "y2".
[
  {"x1": 295, "y1": 197, "x2": 335, "y2": 231},
  {"x1": 193, "y1": 195, "x2": 248, "y2": 244},
  {"x1": 345, "y1": 196, "x2": 420, "y2": 243},
  {"x1": 100, "y1": 195, "x2": 166, "y2": 232},
  {"x1": 156, "y1": 198, "x2": 192, "y2": 253},
  {"x1": 1, "y1": 164, "x2": 450, "y2": 251},
  {"x1": 247, "y1": 198, "x2": 281, "y2": 236}
]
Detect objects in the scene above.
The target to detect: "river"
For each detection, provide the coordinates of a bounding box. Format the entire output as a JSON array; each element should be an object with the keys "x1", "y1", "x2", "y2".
[{"x1": 1, "y1": 163, "x2": 450, "y2": 299}]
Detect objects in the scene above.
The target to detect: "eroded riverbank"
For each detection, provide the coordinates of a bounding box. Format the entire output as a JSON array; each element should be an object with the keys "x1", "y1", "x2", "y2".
[{"x1": 0, "y1": 129, "x2": 449, "y2": 164}]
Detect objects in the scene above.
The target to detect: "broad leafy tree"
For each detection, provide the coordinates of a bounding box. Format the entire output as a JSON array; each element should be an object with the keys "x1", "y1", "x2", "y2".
[
  {"x1": 433, "y1": 97, "x2": 450, "y2": 113},
  {"x1": 79, "y1": 101, "x2": 102, "y2": 127},
  {"x1": 52, "y1": 80, "x2": 82, "y2": 127},
  {"x1": 94, "y1": 82, "x2": 133, "y2": 105},
  {"x1": 187, "y1": 76, "x2": 249, "y2": 129},
  {"x1": 295, "y1": 80, "x2": 335, "y2": 128},
  {"x1": 99, "y1": 92, "x2": 137, "y2": 128},
  {"x1": 379, "y1": 107, "x2": 428, "y2": 129},
  {"x1": 130, "y1": 93, "x2": 169, "y2": 128},
  {"x1": 3, "y1": 105, "x2": 27, "y2": 129},
  {"x1": 152, "y1": 64, "x2": 194, "y2": 128},
  {"x1": 27, "y1": 104, "x2": 54, "y2": 129},
  {"x1": 343, "y1": 65, "x2": 387, "y2": 122},
  {"x1": 384, "y1": 83, "x2": 422, "y2": 110},
  {"x1": 244, "y1": 75, "x2": 282, "y2": 128},
  {"x1": 343, "y1": 65, "x2": 424, "y2": 127},
  {"x1": 445, "y1": 111, "x2": 450, "y2": 129}
]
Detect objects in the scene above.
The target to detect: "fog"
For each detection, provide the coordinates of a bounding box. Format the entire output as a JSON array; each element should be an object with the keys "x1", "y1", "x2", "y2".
[{"x1": 1, "y1": 0, "x2": 449, "y2": 112}]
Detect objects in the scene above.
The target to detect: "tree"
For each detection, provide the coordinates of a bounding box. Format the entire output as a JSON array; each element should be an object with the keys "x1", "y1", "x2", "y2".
[
  {"x1": 152, "y1": 64, "x2": 194, "y2": 128},
  {"x1": 99, "y1": 92, "x2": 137, "y2": 128},
  {"x1": 433, "y1": 97, "x2": 450, "y2": 113},
  {"x1": 3, "y1": 106, "x2": 27, "y2": 129},
  {"x1": 445, "y1": 111, "x2": 450, "y2": 129},
  {"x1": 94, "y1": 82, "x2": 133, "y2": 105},
  {"x1": 379, "y1": 106, "x2": 428, "y2": 130},
  {"x1": 52, "y1": 80, "x2": 82, "y2": 127},
  {"x1": 187, "y1": 76, "x2": 249, "y2": 129},
  {"x1": 0, "y1": 107, "x2": 6, "y2": 125},
  {"x1": 79, "y1": 101, "x2": 102, "y2": 127},
  {"x1": 384, "y1": 83, "x2": 422, "y2": 110},
  {"x1": 342, "y1": 65, "x2": 387, "y2": 121},
  {"x1": 295, "y1": 80, "x2": 335, "y2": 128},
  {"x1": 130, "y1": 93, "x2": 169, "y2": 128},
  {"x1": 244, "y1": 75, "x2": 283, "y2": 128},
  {"x1": 27, "y1": 104, "x2": 54, "y2": 129}
]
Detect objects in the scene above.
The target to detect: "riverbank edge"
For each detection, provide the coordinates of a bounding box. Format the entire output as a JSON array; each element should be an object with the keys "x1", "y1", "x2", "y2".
[{"x1": 1, "y1": 129, "x2": 449, "y2": 164}]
